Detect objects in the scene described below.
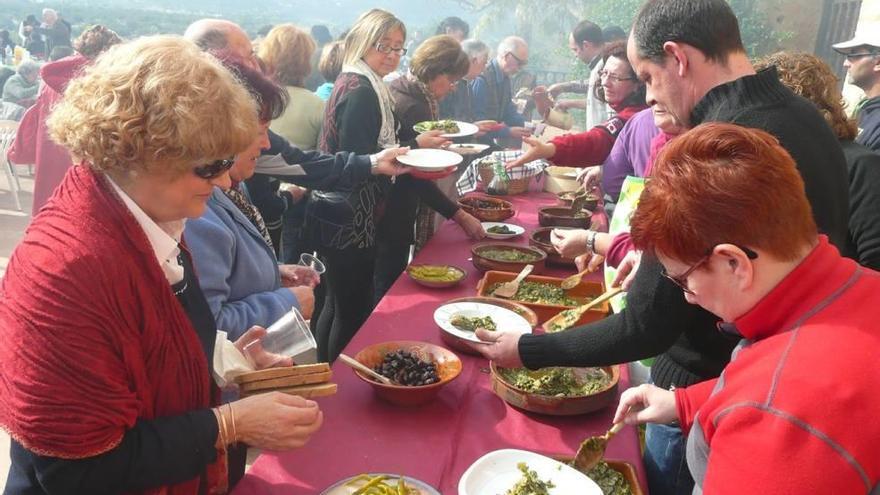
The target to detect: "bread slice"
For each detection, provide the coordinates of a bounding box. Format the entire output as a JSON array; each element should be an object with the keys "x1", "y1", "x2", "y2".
[
  {"x1": 234, "y1": 363, "x2": 331, "y2": 384},
  {"x1": 239, "y1": 370, "x2": 333, "y2": 393},
  {"x1": 241, "y1": 382, "x2": 338, "y2": 399}
]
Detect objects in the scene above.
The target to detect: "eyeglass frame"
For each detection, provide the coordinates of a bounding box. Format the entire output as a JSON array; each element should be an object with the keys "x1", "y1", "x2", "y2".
[
  {"x1": 193, "y1": 157, "x2": 235, "y2": 180},
  {"x1": 506, "y1": 51, "x2": 528, "y2": 68},
  {"x1": 662, "y1": 245, "x2": 759, "y2": 295},
  {"x1": 374, "y1": 42, "x2": 407, "y2": 56},
  {"x1": 599, "y1": 69, "x2": 637, "y2": 83}
]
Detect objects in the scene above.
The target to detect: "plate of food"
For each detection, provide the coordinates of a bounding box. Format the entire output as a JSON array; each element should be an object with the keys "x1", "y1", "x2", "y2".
[
  {"x1": 406, "y1": 264, "x2": 466, "y2": 288},
  {"x1": 322, "y1": 473, "x2": 441, "y2": 494},
  {"x1": 448, "y1": 143, "x2": 490, "y2": 156},
  {"x1": 458, "y1": 449, "x2": 602, "y2": 495},
  {"x1": 434, "y1": 301, "x2": 532, "y2": 344},
  {"x1": 396, "y1": 148, "x2": 464, "y2": 170},
  {"x1": 481, "y1": 222, "x2": 525, "y2": 240},
  {"x1": 413, "y1": 119, "x2": 479, "y2": 138}
]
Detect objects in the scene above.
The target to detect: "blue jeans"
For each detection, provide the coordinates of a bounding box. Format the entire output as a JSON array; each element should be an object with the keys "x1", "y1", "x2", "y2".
[{"x1": 644, "y1": 422, "x2": 694, "y2": 495}]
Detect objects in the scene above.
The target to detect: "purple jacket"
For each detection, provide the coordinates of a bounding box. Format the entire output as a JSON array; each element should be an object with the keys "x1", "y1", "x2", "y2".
[{"x1": 600, "y1": 108, "x2": 659, "y2": 200}]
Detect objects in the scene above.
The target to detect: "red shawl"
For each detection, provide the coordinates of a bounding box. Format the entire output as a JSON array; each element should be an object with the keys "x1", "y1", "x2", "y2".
[{"x1": 0, "y1": 165, "x2": 226, "y2": 494}]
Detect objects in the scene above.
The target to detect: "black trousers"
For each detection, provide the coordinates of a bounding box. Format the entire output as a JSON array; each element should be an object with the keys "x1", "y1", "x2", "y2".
[{"x1": 314, "y1": 246, "x2": 376, "y2": 362}]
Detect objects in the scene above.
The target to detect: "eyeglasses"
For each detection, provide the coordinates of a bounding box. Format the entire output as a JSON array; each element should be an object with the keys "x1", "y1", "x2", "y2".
[
  {"x1": 375, "y1": 43, "x2": 407, "y2": 56},
  {"x1": 193, "y1": 157, "x2": 235, "y2": 180},
  {"x1": 507, "y1": 51, "x2": 528, "y2": 67},
  {"x1": 844, "y1": 51, "x2": 879, "y2": 61},
  {"x1": 662, "y1": 245, "x2": 758, "y2": 296},
  {"x1": 600, "y1": 70, "x2": 636, "y2": 83}
]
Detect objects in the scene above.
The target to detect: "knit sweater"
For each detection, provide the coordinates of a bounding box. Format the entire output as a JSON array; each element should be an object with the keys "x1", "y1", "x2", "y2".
[
  {"x1": 676, "y1": 237, "x2": 880, "y2": 494},
  {"x1": 520, "y1": 67, "x2": 851, "y2": 390}
]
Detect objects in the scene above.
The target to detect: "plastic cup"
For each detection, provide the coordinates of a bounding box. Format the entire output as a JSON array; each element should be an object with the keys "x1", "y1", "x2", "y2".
[
  {"x1": 298, "y1": 252, "x2": 326, "y2": 275},
  {"x1": 243, "y1": 308, "x2": 317, "y2": 368}
]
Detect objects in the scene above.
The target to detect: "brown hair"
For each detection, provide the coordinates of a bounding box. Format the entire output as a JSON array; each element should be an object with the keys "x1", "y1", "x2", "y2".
[
  {"x1": 754, "y1": 51, "x2": 858, "y2": 141},
  {"x1": 73, "y1": 25, "x2": 122, "y2": 59},
  {"x1": 410, "y1": 35, "x2": 470, "y2": 84},
  {"x1": 631, "y1": 122, "x2": 816, "y2": 263},
  {"x1": 594, "y1": 40, "x2": 646, "y2": 107},
  {"x1": 318, "y1": 40, "x2": 344, "y2": 82},
  {"x1": 258, "y1": 24, "x2": 316, "y2": 87}
]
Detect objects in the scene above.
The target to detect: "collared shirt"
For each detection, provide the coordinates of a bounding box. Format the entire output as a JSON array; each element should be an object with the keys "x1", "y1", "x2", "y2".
[{"x1": 107, "y1": 177, "x2": 185, "y2": 285}]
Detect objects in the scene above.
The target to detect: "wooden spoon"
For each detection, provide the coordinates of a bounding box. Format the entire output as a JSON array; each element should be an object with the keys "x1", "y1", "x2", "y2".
[
  {"x1": 560, "y1": 266, "x2": 594, "y2": 290},
  {"x1": 338, "y1": 353, "x2": 394, "y2": 385},
  {"x1": 542, "y1": 286, "x2": 623, "y2": 333},
  {"x1": 572, "y1": 422, "x2": 626, "y2": 472},
  {"x1": 491, "y1": 264, "x2": 534, "y2": 299}
]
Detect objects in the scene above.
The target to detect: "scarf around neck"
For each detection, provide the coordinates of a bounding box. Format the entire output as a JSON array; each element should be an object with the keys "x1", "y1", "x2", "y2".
[{"x1": 343, "y1": 59, "x2": 399, "y2": 149}]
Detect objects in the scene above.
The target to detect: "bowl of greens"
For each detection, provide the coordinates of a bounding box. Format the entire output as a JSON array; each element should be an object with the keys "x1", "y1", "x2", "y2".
[
  {"x1": 471, "y1": 242, "x2": 546, "y2": 274},
  {"x1": 490, "y1": 363, "x2": 620, "y2": 416}
]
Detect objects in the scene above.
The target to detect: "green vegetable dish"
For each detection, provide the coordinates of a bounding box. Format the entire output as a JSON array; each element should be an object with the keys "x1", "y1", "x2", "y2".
[
  {"x1": 414, "y1": 119, "x2": 460, "y2": 134},
  {"x1": 487, "y1": 225, "x2": 515, "y2": 234},
  {"x1": 585, "y1": 462, "x2": 634, "y2": 495},
  {"x1": 449, "y1": 314, "x2": 496, "y2": 332},
  {"x1": 479, "y1": 248, "x2": 541, "y2": 263},
  {"x1": 408, "y1": 265, "x2": 462, "y2": 282},
  {"x1": 500, "y1": 367, "x2": 611, "y2": 397},
  {"x1": 341, "y1": 474, "x2": 422, "y2": 494},
  {"x1": 488, "y1": 281, "x2": 582, "y2": 306},
  {"x1": 505, "y1": 462, "x2": 555, "y2": 495},
  {"x1": 546, "y1": 309, "x2": 580, "y2": 332}
]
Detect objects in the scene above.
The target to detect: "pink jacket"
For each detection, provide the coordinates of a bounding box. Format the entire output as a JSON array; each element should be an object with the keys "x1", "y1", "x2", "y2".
[{"x1": 8, "y1": 54, "x2": 88, "y2": 216}]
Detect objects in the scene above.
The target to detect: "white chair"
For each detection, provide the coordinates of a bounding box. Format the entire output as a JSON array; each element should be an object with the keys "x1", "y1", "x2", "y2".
[{"x1": 0, "y1": 120, "x2": 22, "y2": 211}]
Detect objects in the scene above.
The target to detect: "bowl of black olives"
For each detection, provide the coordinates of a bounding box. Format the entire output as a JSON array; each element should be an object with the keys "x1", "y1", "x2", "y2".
[{"x1": 352, "y1": 341, "x2": 462, "y2": 406}]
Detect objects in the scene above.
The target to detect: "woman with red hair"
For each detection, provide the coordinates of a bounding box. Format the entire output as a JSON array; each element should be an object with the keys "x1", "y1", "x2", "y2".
[{"x1": 615, "y1": 122, "x2": 880, "y2": 494}]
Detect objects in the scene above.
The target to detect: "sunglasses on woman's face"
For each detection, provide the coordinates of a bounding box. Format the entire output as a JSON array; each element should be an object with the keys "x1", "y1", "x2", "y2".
[{"x1": 193, "y1": 158, "x2": 235, "y2": 180}]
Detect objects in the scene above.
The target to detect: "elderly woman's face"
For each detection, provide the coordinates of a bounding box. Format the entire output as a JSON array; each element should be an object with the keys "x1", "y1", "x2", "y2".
[
  {"x1": 228, "y1": 122, "x2": 270, "y2": 184},
  {"x1": 363, "y1": 28, "x2": 405, "y2": 77},
  {"x1": 126, "y1": 162, "x2": 230, "y2": 223},
  {"x1": 428, "y1": 73, "x2": 460, "y2": 100}
]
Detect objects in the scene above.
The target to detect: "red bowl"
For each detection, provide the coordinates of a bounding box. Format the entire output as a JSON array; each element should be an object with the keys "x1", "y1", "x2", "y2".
[
  {"x1": 352, "y1": 341, "x2": 462, "y2": 406},
  {"x1": 409, "y1": 166, "x2": 457, "y2": 180}
]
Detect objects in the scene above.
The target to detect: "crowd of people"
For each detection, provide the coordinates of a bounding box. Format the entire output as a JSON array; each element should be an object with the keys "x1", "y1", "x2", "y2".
[{"x1": 0, "y1": 0, "x2": 879, "y2": 493}]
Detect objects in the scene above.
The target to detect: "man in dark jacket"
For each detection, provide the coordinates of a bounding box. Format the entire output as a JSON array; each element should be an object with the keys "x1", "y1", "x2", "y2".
[
  {"x1": 471, "y1": 36, "x2": 531, "y2": 143},
  {"x1": 833, "y1": 34, "x2": 880, "y2": 153},
  {"x1": 473, "y1": 1, "x2": 850, "y2": 494}
]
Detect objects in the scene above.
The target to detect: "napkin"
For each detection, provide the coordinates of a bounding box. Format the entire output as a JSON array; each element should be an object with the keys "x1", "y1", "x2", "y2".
[{"x1": 212, "y1": 331, "x2": 255, "y2": 388}]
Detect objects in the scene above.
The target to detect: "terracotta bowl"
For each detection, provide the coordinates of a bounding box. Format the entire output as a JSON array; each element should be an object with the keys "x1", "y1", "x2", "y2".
[
  {"x1": 538, "y1": 207, "x2": 591, "y2": 229},
  {"x1": 529, "y1": 227, "x2": 577, "y2": 267},
  {"x1": 439, "y1": 296, "x2": 539, "y2": 355},
  {"x1": 557, "y1": 191, "x2": 600, "y2": 212},
  {"x1": 406, "y1": 264, "x2": 467, "y2": 289},
  {"x1": 471, "y1": 242, "x2": 546, "y2": 274},
  {"x1": 553, "y1": 457, "x2": 644, "y2": 495},
  {"x1": 352, "y1": 341, "x2": 462, "y2": 406},
  {"x1": 458, "y1": 195, "x2": 515, "y2": 222},
  {"x1": 490, "y1": 363, "x2": 620, "y2": 416}
]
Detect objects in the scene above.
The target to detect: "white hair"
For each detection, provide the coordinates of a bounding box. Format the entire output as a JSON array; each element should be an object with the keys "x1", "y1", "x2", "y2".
[
  {"x1": 497, "y1": 36, "x2": 526, "y2": 57},
  {"x1": 461, "y1": 39, "x2": 489, "y2": 59}
]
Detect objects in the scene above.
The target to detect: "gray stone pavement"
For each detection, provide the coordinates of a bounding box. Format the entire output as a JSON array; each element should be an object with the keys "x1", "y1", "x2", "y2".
[{"x1": 0, "y1": 163, "x2": 33, "y2": 491}]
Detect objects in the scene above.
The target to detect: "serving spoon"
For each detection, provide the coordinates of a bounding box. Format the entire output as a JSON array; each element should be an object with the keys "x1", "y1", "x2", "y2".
[
  {"x1": 492, "y1": 264, "x2": 534, "y2": 299},
  {"x1": 542, "y1": 286, "x2": 623, "y2": 332},
  {"x1": 560, "y1": 266, "x2": 595, "y2": 290},
  {"x1": 572, "y1": 421, "x2": 626, "y2": 472},
  {"x1": 338, "y1": 353, "x2": 395, "y2": 385}
]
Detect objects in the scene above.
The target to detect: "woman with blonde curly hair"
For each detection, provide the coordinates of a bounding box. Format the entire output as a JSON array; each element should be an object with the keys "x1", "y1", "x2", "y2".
[
  {"x1": 0, "y1": 36, "x2": 323, "y2": 494},
  {"x1": 755, "y1": 51, "x2": 880, "y2": 270}
]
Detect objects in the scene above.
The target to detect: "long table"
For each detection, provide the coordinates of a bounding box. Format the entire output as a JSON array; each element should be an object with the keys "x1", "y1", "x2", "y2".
[{"x1": 233, "y1": 190, "x2": 647, "y2": 494}]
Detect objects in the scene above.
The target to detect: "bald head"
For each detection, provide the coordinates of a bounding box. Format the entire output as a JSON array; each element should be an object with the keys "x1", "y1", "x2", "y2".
[{"x1": 184, "y1": 19, "x2": 257, "y2": 67}]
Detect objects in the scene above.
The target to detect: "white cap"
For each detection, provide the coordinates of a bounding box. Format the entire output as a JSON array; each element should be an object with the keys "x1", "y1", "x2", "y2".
[{"x1": 832, "y1": 33, "x2": 880, "y2": 53}]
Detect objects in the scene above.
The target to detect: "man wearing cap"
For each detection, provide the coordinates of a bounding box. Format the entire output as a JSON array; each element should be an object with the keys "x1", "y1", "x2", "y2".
[{"x1": 834, "y1": 34, "x2": 880, "y2": 152}]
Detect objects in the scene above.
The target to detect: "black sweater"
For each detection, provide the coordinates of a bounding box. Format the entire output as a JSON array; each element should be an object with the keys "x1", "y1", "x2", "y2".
[
  {"x1": 520, "y1": 67, "x2": 851, "y2": 390},
  {"x1": 856, "y1": 95, "x2": 880, "y2": 153},
  {"x1": 841, "y1": 140, "x2": 880, "y2": 270}
]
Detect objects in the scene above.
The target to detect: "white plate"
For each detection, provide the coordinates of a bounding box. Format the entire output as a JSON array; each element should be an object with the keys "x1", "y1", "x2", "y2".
[
  {"x1": 448, "y1": 143, "x2": 490, "y2": 156},
  {"x1": 414, "y1": 121, "x2": 479, "y2": 138},
  {"x1": 481, "y1": 222, "x2": 525, "y2": 240},
  {"x1": 321, "y1": 473, "x2": 440, "y2": 495},
  {"x1": 458, "y1": 449, "x2": 602, "y2": 495},
  {"x1": 434, "y1": 302, "x2": 531, "y2": 344},
  {"x1": 397, "y1": 149, "x2": 464, "y2": 170}
]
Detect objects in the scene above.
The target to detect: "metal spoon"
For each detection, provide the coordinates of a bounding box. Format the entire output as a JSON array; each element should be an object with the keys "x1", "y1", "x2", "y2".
[{"x1": 572, "y1": 422, "x2": 626, "y2": 472}]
